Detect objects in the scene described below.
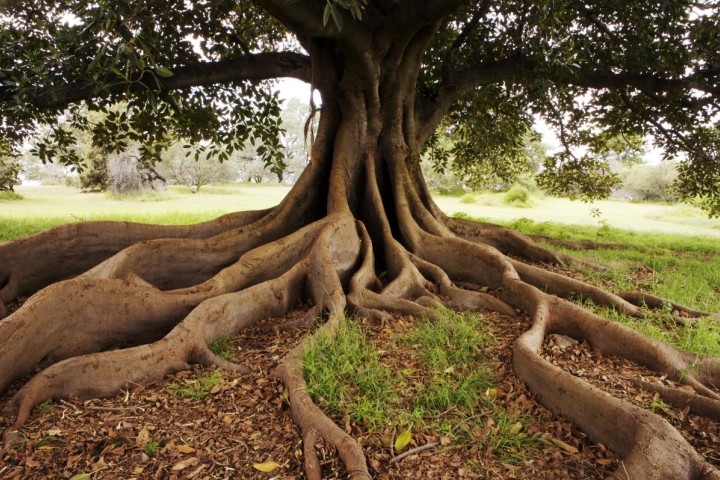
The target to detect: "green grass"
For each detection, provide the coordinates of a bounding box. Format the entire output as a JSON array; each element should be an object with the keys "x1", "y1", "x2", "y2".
[
  {"x1": 438, "y1": 192, "x2": 720, "y2": 238},
  {"x1": 144, "y1": 439, "x2": 159, "y2": 457},
  {"x1": 302, "y1": 311, "x2": 543, "y2": 464},
  {"x1": 0, "y1": 191, "x2": 23, "y2": 201},
  {"x1": 169, "y1": 369, "x2": 223, "y2": 400},
  {"x1": 38, "y1": 399, "x2": 53, "y2": 414},
  {"x1": 303, "y1": 320, "x2": 399, "y2": 430},
  {"x1": 209, "y1": 337, "x2": 233, "y2": 360},
  {"x1": 404, "y1": 311, "x2": 495, "y2": 413}
]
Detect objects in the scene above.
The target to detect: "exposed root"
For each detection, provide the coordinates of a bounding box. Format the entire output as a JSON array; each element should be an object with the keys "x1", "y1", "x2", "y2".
[
  {"x1": 527, "y1": 233, "x2": 627, "y2": 251},
  {"x1": 3, "y1": 266, "x2": 305, "y2": 430},
  {"x1": 511, "y1": 291, "x2": 720, "y2": 480},
  {"x1": 447, "y1": 216, "x2": 574, "y2": 266},
  {"x1": 630, "y1": 379, "x2": 720, "y2": 421},
  {"x1": 620, "y1": 291, "x2": 720, "y2": 321},
  {"x1": 1, "y1": 160, "x2": 719, "y2": 479},
  {"x1": 273, "y1": 313, "x2": 372, "y2": 480},
  {"x1": 0, "y1": 209, "x2": 269, "y2": 303},
  {"x1": 0, "y1": 278, "x2": 208, "y2": 394},
  {"x1": 511, "y1": 259, "x2": 642, "y2": 316}
]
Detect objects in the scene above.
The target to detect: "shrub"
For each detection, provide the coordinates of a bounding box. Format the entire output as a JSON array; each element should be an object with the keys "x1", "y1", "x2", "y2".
[
  {"x1": 503, "y1": 184, "x2": 531, "y2": 206},
  {"x1": 0, "y1": 155, "x2": 21, "y2": 192},
  {"x1": 459, "y1": 193, "x2": 477, "y2": 204}
]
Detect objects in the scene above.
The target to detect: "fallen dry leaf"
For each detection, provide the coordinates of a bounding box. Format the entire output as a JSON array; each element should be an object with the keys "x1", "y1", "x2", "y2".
[
  {"x1": 253, "y1": 461, "x2": 282, "y2": 472},
  {"x1": 172, "y1": 457, "x2": 199, "y2": 471},
  {"x1": 176, "y1": 444, "x2": 196, "y2": 454}
]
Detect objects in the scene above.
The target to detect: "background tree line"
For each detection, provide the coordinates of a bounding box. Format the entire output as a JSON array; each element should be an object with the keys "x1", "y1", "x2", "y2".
[{"x1": 4, "y1": 98, "x2": 679, "y2": 204}]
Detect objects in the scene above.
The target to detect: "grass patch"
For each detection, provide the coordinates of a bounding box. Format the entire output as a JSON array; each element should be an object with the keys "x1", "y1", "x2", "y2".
[
  {"x1": 209, "y1": 337, "x2": 233, "y2": 360},
  {"x1": 459, "y1": 193, "x2": 477, "y2": 204},
  {"x1": 0, "y1": 191, "x2": 22, "y2": 201},
  {"x1": 303, "y1": 320, "x2": 399, "y2": 429},
  {"x1": 144, "y1": 440, "x2": 159, "y2": 457},
  {"x1": 303, "y1": 311, "x2": 543, "y2": 464},
  {"x1": 169, "y1": 369, "x2": 223, "y2": 400},
  {"x1": 404, "y1": 311, "x2": 495, "y2": 413}
]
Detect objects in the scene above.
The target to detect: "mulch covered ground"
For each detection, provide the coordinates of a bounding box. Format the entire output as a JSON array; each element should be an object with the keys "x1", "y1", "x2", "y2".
[{"x1": 1, "y1": 302, "x2": 717, "y2": 479}]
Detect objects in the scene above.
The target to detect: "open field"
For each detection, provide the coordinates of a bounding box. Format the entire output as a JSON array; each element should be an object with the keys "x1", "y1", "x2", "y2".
[
  {"x1": 2, "y1": 185, "x2": 718, "y2": 243},
  {"x1": 435, "y1": 191, "x2": 720, "y2": 238}
]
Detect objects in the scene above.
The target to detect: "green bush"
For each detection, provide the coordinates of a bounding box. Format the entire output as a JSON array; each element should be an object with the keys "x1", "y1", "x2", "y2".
[
  {"x1": 459, "y1": 193, "x2": 477, "y2": 204},
  {"x1": 0, "y1": 155, "x2": 20, "y2": 192},
  {"x1": 503, "y1": 184, "x2": 531, "y2": 206}
]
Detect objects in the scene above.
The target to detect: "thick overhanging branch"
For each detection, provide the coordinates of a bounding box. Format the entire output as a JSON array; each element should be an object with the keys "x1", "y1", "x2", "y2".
[
  {"x1": 376, "y1": 0, "x2": 470, "y2": 47},
  {"x1": 1, "y1": 52, "x2": 312, "y2": 110},
  {"x1": 416, "y1": 54, "x2": 719, "y2": 142}
]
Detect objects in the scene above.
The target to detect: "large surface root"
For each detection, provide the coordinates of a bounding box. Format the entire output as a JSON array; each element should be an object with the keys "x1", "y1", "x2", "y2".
[
  {"x1": 0, "y1": 210, "x2": 269, "y2": 308},
  {"x1": 1, "y1": 195, "x2": 719, "y2": 479}
]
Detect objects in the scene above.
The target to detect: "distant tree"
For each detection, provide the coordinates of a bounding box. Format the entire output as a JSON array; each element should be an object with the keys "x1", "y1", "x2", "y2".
[
  {"x1": 621, "y1": 161, "x2": 679, "y2": 202},
  {"x1": 159, "y1": 143, "x2": 237, "y2": 192},
  {"x1": 78, "y1": 148, "x2": 109, "y2": 192},
  {"x1": 0, "y1": 141, "x2": 20, "y2": 191},
  {"x1": 108, "y1": 148, "x2": 167, "y2": 195},
  {"x1": 278, "y1": 98, "x2": 313, "y2": 183}
]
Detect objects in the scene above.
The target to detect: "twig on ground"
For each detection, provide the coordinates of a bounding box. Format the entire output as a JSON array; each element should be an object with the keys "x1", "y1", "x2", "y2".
[{"x1": 389, "y1": 442, "x2": 439, "y2": 464}]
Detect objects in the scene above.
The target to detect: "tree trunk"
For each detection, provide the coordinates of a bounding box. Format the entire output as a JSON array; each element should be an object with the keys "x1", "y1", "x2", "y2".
[{"x1": 1, "y1": 36, "x2": 719, "y2": 480}]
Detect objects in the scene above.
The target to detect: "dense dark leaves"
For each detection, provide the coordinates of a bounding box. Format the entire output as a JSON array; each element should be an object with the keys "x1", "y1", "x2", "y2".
[{"x1": 0, "y1": 0, "x2": 289, "y2": 170}]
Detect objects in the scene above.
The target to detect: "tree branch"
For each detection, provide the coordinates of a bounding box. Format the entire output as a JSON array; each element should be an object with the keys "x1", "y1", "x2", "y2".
[
  {"x1": 1, "y1": 52, "x2": 312, "y2": 110},
  {"x1": 415, "y1": 55, "x2": 531, "y2": 141},
  {"x1": 377, "y1": 0, "x2": 471, "y2": 45},
  {"x1": 416, "y1": 54, "x2": 719, "y2": 142}
]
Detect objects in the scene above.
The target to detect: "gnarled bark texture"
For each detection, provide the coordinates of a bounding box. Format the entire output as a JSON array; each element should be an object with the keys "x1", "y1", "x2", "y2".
[{"x1": 1, "y1": 27, "x2": 719, "y2": 480}]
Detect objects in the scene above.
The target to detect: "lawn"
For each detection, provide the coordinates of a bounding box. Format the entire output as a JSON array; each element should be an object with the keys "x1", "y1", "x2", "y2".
[
  {"x1": 435, "y1": 191, "x2": 720, "y2": 238},
  {"x1": 2, "y1": 185, "x2": 718, "y2": 242}
]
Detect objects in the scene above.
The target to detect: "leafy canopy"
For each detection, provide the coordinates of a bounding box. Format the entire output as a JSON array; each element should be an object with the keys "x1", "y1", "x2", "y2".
[{"x1": 1, "y1": 0, "x2": 718, "y2": 213}]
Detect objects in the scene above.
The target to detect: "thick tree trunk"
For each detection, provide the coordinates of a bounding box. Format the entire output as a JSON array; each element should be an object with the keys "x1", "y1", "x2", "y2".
[{"x1": 1, "y1": 37, "x2": 719, "y2": 480}]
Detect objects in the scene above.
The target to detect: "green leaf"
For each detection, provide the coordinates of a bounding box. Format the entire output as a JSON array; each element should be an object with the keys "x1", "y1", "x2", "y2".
[
  {"x1": 322, "y1": 3, "x2": 331, "y2": 26},
  {"x1": 155, "y1": 66, "x2": 174, "y2": 78},
  {"x1": 330, "y1": 3, "x2": 344, "y2": 31},
  {"x1": 394, "y1": 429, "x2": 412, "y2": 452}
]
